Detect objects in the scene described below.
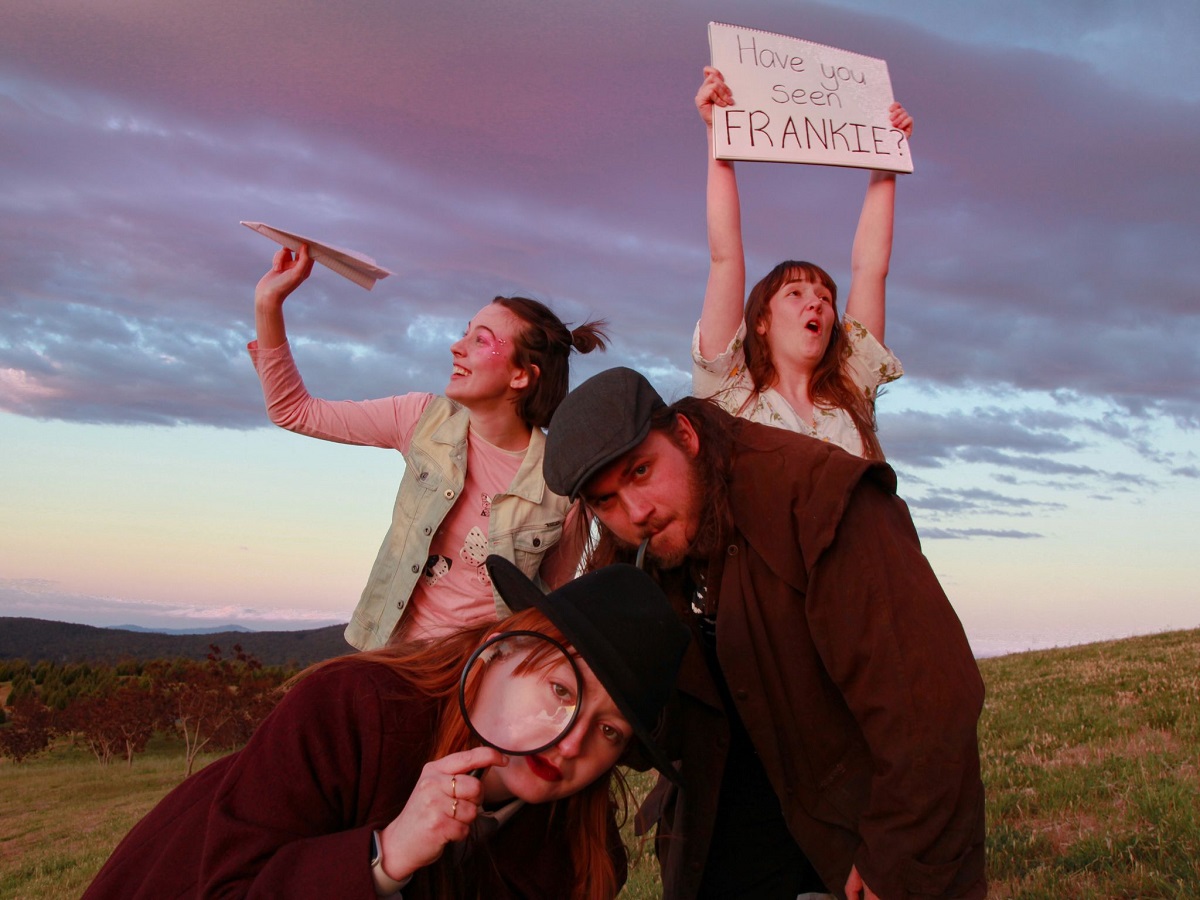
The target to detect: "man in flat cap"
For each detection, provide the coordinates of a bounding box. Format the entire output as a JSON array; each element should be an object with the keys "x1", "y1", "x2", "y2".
[{"x1": 544, "y1": 367, "x2": 986, "y2": 900}]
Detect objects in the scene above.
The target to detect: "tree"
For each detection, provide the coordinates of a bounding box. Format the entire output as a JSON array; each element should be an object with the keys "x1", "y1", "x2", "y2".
[
  {"x1": 0, "y1": 695, "x2": 54, "y2": 763},
  {"x1": 61, "y1": 681, "x2": 161, "y2": 767},
  {"x1": 154, "y1": 645, "x2": 285, "y2": 776},
  {"x1": 60, "y1": 694, "x2": 119, "y2": 765},
  {"x1": 8, "y1": 672, "x2": 36, "y2": 702},
  {"x1": 110, "y1": 682, "x2": 160, "y2": 766}
]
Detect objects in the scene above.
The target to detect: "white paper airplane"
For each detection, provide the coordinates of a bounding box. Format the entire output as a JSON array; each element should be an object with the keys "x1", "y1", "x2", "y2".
[{"x1": 240, "y1": 221, "x2": 394, "y2": 291}]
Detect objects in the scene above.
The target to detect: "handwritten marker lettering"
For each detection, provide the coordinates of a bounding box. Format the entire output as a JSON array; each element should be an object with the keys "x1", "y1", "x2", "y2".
[
  {"x1": 735, "y1": 34, "x2": 806, "y2": 72},
  {"x1": 722, "y1": 111, "x2": 899, "y2": 156},
  {"x1": 708, "y1": 23, "x2": 912, "y2": 173}
]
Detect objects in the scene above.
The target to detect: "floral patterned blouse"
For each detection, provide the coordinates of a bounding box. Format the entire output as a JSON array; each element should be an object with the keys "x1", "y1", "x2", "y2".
[{"x1": 691, "y1": 314, "x2": 903, "y2": 458}]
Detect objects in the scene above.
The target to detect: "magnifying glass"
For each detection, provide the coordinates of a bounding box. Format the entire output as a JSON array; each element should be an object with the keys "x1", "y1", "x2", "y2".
[{"x1": 458, "y1": 630, "x2": 584, "y2": 755}]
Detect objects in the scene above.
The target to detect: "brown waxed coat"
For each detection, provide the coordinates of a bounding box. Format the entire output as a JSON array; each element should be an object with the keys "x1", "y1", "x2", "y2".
[{"x1": 639, "y1": 417, "x2": 986, "y2": 900}]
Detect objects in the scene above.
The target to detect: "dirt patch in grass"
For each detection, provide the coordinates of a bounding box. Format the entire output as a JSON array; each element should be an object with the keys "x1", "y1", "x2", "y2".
[
  {"x1": 1031, "y1": 811, "x2": 1106, "y2": 853},
  {"x1": 1029, "y1": 727, "x2": 1181, "y2": 770}
]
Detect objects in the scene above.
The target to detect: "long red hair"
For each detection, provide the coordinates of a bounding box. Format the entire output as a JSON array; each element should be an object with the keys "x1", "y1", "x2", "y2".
[{"x1": 742, "y1": 261, "x2": 884, "y2": 460}]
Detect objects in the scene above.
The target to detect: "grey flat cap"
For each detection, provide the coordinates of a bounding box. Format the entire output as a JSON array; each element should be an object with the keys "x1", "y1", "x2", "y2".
[{"x1": 544, "y1": 367, "x2": 666, "y2": 500}]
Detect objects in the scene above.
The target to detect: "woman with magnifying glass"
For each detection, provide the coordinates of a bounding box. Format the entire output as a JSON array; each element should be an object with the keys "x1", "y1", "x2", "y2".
[{"x1": 84, "y1": 556, "x2": 689, "y2": 900}]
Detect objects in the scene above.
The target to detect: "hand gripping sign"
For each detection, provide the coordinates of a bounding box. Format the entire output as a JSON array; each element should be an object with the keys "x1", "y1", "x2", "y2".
[{"x1": 708, "y1": 22, "x2": 913, "y2": 173}]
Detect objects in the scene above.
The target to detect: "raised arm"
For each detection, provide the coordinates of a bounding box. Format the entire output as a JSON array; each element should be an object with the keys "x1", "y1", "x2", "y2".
[
  {"x1": 844, "y1": 103, "x2": 913, "y2": 344},
  {"x1": 248, "y1": 244, "x2": 420, "y2": 449},
  {"x1": 695, "y1": 67, "x2": 747, "y2": 360},
  {"x1": 254, "y1": 244, "x2": 315, "y2": 349}
]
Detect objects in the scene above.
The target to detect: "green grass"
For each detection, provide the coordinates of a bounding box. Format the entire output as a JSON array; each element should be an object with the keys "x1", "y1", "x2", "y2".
[
  {"x1": 0, "y1": 735, "x2": 227, "y2": 899},
  {"x1": 976, "y1": 628, "x2": 1200, "y2": 898},
  {"x1": 621, "y1": 629, "x2": 1200, "y2": 897},
  {"x1": 4, "y1": 629, "x2": 1199, "y2": 897}
]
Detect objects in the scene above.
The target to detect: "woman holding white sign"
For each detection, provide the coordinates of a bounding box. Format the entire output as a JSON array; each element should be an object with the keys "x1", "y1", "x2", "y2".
[
  {"x1": 249, "y1": 244, "x2": 607, "y2": 649},
  {"x1": 692, "y1": 66, "x2": 912, "y2": 461}
]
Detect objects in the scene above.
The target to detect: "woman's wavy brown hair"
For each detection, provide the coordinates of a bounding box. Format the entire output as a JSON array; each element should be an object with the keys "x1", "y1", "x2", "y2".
[
  {"x1": 492, "y1": 297, "x2": 608, "y2": 429},
  {"x1": 742, "y1": 261, "x2": 883, "y2": 460}
]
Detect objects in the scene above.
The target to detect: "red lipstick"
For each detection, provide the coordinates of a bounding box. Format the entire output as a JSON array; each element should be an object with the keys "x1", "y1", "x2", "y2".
[{"x1": 525, "y1": 755, "x2": 563, "y2": 782}]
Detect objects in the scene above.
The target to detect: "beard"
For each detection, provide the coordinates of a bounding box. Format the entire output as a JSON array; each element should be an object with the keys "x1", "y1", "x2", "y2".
[
  {"x1": 644, "y1": 530, "x2": 691, "y2": 570},
  {"x1": 615, "y1": 456, "x2": 714, "y2": 570}
]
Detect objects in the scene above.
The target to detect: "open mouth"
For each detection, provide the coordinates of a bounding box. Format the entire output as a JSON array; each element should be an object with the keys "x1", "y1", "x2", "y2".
[
  {"x1": 805, "y1": 320, "x2": 821, "y2": 334},
  {"x1": 452, "y1": 365, "x2": 469, "y2": 376}
]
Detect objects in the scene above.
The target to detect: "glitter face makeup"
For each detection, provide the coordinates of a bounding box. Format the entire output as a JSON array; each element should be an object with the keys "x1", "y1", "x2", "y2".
[{"x1": 445, "y1": 304, "x2": 525, "y2": 407}]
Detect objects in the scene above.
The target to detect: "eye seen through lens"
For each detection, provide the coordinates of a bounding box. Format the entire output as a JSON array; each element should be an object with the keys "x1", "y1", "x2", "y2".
[{"x1": 459, "y1": 631, "x2": 584, "y2": 756}]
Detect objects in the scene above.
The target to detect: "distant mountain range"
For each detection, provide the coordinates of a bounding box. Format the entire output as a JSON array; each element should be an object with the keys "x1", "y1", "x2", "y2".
[
  {"x1": 0, "y1": 617, "x2": 353, "y2": 668},
  {"x1": 108, "y1": 624, "x2": 254, "y2": 635}
]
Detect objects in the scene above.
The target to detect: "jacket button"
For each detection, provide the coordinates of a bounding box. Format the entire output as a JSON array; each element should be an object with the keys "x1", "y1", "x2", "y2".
[
  {"x1": 419, "y1": 471, "x2": 428, "y2": 481},
  {"x1": 532, "y1": 538, "x2": 541, "y2": 547},
  {"x1": 411, "y1": 564, "x2": 420, "y2": 573},
  {"x1": 444, "y1": 489, "x2": 455, "y2": 499},
  {"x1": 423, "y1": 526, "x2": 432, "y2": 536},
  {"x1": 727, "y1": 545, "x2": 738, "y2": 556}
]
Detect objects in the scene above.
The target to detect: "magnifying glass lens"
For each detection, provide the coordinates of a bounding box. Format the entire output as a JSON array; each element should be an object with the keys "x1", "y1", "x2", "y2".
[{"x1": 460, "y1": 632, "x2": 583, "y2": 756}]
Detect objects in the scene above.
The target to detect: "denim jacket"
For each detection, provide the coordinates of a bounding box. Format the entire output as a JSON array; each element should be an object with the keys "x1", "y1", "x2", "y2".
[{"x1": 344, "y1": 396, "x2": 569, "y2": 650}]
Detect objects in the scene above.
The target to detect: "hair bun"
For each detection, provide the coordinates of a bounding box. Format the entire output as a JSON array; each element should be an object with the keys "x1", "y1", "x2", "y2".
[{"x1": 570, "y1": 320, "x2": 610, "y2": 355}]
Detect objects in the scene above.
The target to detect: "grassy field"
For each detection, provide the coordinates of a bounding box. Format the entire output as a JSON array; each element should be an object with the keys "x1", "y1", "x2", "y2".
[
  {"x1": 3, "y1": 629, "x2": 1198, "y2": 898},
  {"x1": 0, "y1": 735, "x2": 228, "y2": 898}
]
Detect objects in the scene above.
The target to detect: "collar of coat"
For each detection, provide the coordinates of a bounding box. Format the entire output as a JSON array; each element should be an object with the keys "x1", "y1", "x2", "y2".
[{"x1": 725, "y1": 418, "x2": 896, "y2": 587}]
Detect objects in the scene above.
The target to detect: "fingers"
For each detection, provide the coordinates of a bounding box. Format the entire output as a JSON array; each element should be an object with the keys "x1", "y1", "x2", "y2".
[
  {"x1": 696, "y1": 68, "x2": 733, "y2": 104},
  {"x1": 424, "y1": 746, "x2": 508, "y2": 824},
  {"x1": 378, "y1": 775, "x2": 468, "y2": 880},
  {"x1": 888, "y1": 102, "x2": 914, "y2": 139},
  {"x1": 295, "y1": 242, "x2": 314, "y2": 273},
  {"x1": 844, "y1": 864, "x2": 866, "y2": 900},
  {"x1": 442, "y1": 744, "x2": 508, "y2": 775},
  {"x1": 286, "y1": 243, "x2": 315, "y2": 279},
  {"x1": 268, "y1": 244, "x2": 313, "y2": 277}
]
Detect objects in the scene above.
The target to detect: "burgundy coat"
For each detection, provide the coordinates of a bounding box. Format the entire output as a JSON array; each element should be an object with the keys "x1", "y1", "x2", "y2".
[
  {"x1": 84, "y1": 658, "x2": 622, "y2": 899},
  {"x1": 639, "y1": 417, "x2": 986, "y2": 900}
]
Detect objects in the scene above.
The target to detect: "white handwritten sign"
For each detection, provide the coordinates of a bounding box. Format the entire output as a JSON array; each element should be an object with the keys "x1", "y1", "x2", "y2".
[{"x1": 708, "y1": 22, "x2": 913, "y2": 173}]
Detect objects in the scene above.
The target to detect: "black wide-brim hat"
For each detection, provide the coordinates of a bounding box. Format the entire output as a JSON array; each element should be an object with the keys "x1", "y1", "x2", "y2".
[{"x1": 485, "y1": 555, "x2": 688, "y2": 786}]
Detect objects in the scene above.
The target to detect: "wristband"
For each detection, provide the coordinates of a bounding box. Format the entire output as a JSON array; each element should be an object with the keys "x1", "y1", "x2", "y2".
[{"x1": 370, "y1": 830, "x2": 411, "y2": 897}]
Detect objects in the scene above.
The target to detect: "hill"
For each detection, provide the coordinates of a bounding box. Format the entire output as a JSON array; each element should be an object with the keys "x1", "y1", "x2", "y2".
[
  {"x1": 1, "y1": 628, "x2": 1198, "y2": 897},
  {"x1": 110, "y1": 624, "x2": 253, "y2": 635},
  {"x1": 0, "y1": 617, "x2": 352, "y2": 668}
]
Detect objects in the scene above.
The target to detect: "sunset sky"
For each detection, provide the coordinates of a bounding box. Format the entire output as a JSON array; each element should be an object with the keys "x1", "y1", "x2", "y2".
[{"x1": 2, "y1": 0, "x2": 1197, "y2": 656}]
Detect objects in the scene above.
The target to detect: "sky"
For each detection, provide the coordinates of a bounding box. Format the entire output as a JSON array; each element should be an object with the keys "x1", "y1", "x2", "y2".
[{"x1": 2, "y1": 0, "x2": 1197, "y2": 656}]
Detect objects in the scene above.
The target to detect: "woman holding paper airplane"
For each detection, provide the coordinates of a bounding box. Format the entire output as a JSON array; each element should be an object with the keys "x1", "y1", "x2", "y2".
[
  {"x1": 248, "y1": 244, "x2": 607, "y2": 650},
  {"x1": 692, "y1": 66, "x2": 913, "y2": 461}
]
